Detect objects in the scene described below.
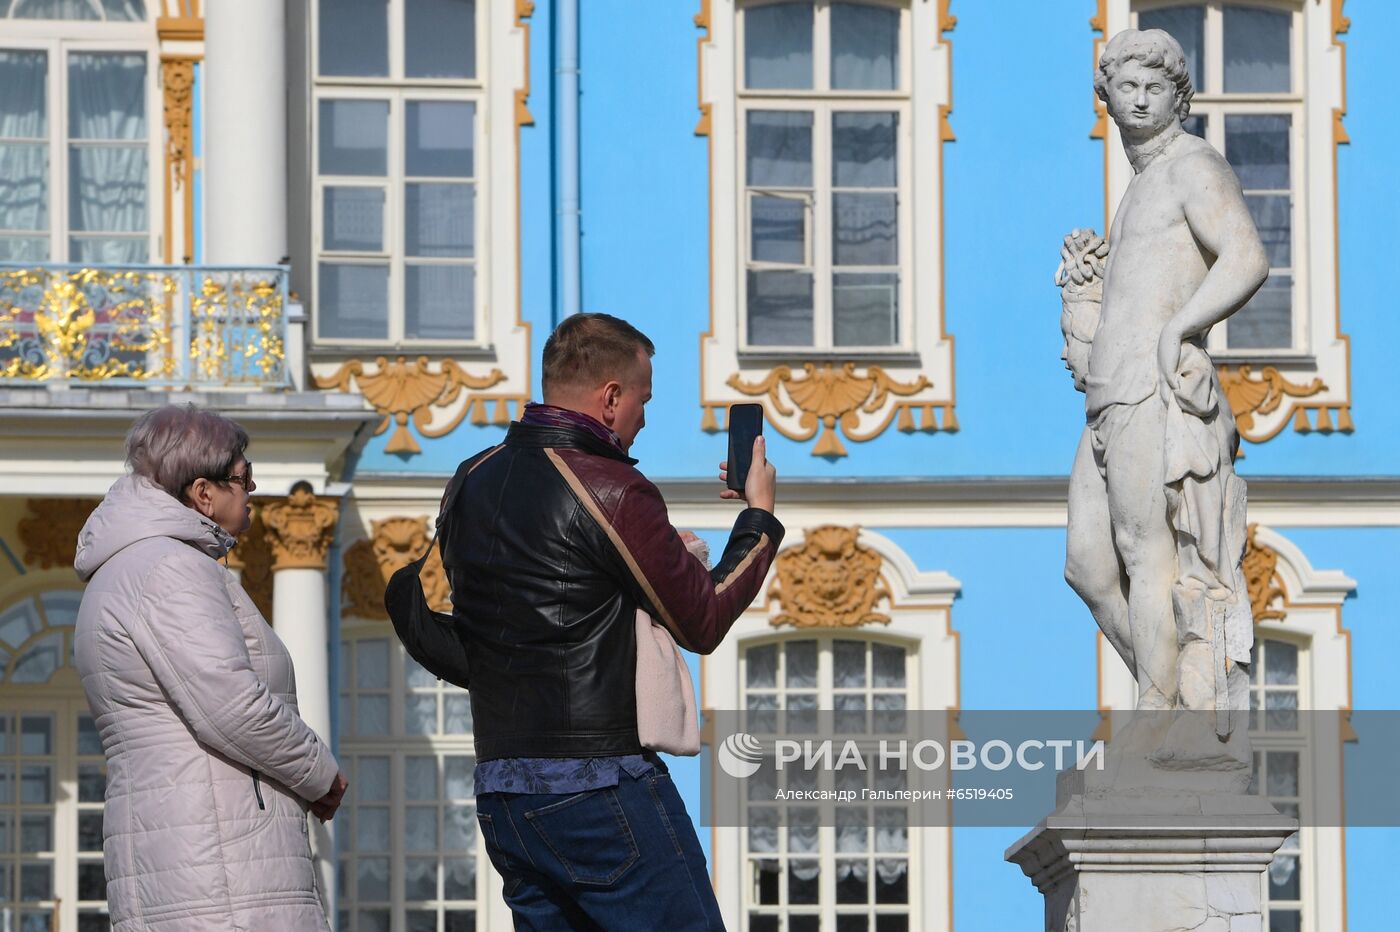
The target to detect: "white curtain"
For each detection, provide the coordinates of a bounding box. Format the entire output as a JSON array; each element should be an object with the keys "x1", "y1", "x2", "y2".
[
  {"x1": 0, "y1": 51, "x2": 49, "y2": 261},
  {"x1": 68, "y1": 52, "x2": 148, "y2": 263}
]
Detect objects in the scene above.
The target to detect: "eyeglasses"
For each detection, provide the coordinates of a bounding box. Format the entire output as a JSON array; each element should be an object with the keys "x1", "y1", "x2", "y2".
[{"x1": 223, "y1": 461, "x2": 254, "y2": 490}]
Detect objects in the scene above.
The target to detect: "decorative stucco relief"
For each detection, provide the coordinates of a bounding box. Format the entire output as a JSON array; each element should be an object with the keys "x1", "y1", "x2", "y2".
[
  {"x1": 342, "y1": 516, "x2": 451, "y2": 620},
  {"x1": 18, "y1": 498, "x2": 97, "y2": 570},
  {"x1": 768, "y1": 525, "x2": 891, "y2": 629},
  {"x1": 262, "y1": 485, "x2": 338, "y2": 571}
]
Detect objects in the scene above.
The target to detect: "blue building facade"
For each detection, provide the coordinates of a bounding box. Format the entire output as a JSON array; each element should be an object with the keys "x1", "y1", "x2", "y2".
[{"x1": 0, "y1": 1, "x2": 1394, "y2": 930}]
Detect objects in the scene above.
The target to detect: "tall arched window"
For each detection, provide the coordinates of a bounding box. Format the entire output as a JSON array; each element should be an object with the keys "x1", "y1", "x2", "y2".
[
  {"x1": 704, "y1": 527, "x2": 960, "y2": 931},
  {"x1": 336, "y1": 626, "x2": 480, "y2": 932},
  {"x1": 0, "y1": 587, "x2": 111, "y2": 931}
]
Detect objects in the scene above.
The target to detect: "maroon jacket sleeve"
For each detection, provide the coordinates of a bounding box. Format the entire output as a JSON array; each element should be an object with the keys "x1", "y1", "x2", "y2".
[{"x1": 546, "y1": 449, "x2": 784, "y2": 654}]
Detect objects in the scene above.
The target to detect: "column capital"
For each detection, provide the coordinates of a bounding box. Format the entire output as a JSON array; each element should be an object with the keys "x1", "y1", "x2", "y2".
[{"x1": 262, "y1": 482, "x2": 338, "y2": 571}]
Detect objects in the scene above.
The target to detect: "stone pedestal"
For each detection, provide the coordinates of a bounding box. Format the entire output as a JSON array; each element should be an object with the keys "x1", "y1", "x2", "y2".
[{"x1": 1007, "y1": 764, "x2": 1295, "y2": 932}]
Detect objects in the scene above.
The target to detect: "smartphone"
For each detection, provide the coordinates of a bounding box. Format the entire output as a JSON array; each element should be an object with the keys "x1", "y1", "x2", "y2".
[{"x1": 726, "y1": 404, "x2": 764, "y2": 493}]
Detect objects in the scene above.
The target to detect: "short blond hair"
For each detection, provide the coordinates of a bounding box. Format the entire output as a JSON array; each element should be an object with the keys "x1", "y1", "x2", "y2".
[{"x1": 124, "y1": 404, "x2": 248, "y2": 500}]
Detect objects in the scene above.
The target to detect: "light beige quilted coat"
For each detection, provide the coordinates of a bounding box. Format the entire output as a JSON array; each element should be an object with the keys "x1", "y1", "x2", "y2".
[{"x1": 74, "y1": 476, "x2": 339, "y2": 931}]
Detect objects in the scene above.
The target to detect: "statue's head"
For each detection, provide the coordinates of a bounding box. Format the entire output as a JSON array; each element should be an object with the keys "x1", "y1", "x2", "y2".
[{"x1": 1095, "y1": 29, "x2": 1193, "y2": 139}]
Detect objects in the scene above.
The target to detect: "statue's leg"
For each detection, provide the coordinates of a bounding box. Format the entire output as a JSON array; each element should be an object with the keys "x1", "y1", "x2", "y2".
[
  {"x1": 1065, "y1": 425, "x2": 1134, "y2": 672},
  {"x1": 1103, "y1": 400, "x2": 1178, "y2": 711}
]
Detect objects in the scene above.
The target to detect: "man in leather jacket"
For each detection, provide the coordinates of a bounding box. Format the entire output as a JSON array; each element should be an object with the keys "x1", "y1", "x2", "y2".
[{"x1": 439, "y1": 313, "x2": 782, "y2": 929}]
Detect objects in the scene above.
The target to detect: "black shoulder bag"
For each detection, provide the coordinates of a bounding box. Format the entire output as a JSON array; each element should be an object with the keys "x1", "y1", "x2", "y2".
[{"x1": 384, "y1": 462, "x2": 472, "y2": 689}]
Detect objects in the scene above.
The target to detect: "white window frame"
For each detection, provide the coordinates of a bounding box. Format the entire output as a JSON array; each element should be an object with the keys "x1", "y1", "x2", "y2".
[
  {"x1": 1100, "y1": 0, "x2": 1352, "y2": 442},
  {"x1": 738, "y1": 633, "x2": 919, "y2": 930},
  {"x1": 699, "y1": 0, "x2": 957, "y2": 449},
  {"x1": 1133, "y1": 0, "x2": 1307, "y2": 358},
  {"x1": 0, "y1": 28, "x2": 162, "y2": 266},
  {"x1": 1097, "y1": 525, "x2": 1354, "y2": 932},
  {"x1": 309, "y1": 0, "x2": 502, "y2": 352},
  {"x1": 736, "y1": 0, "x2": 914, "y2": 354},
  {"x1": 704, "y1": 529, "x2": 960, "y2": 932},
  {"x1": 0, "y1": 585, "x2": 108, "y2": 932}
]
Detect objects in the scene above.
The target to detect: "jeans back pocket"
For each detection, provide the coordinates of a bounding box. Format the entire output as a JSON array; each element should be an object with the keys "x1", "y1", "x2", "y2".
[{"x1": 524, "y1": 788, "x2": 640, "y2": 886}]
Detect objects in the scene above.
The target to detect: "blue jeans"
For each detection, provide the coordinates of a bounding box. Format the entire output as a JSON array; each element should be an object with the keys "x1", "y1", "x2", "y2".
[{"x1": 476, "y1": 763, "x2": 725, "y2": 931}]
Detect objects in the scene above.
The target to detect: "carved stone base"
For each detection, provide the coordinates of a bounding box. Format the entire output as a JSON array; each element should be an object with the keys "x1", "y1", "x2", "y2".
[{"x1": 1006, "y1": 778, "x2": 1294, "y2": 932}]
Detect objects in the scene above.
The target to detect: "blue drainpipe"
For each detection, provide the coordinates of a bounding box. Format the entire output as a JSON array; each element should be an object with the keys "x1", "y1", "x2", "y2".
[{"x1": 554, "y1": 0, "x2": 581, "y2": 323}]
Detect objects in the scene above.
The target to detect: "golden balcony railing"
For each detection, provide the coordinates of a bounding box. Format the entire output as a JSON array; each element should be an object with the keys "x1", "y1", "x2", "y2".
[{"x1": 0, "y1": 264, "x2": 290, "y2": 388}]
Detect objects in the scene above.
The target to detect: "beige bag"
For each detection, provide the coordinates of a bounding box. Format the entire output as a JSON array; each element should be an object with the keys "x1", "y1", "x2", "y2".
[{"x1": 635, "y1": 534, "x2": 707, "y2": 756}]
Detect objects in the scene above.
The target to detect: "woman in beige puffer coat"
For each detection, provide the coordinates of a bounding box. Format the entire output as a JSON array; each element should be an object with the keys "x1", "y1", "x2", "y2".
[{"x1": 74, "y1": 406, "x2": 346, "y2": 931}]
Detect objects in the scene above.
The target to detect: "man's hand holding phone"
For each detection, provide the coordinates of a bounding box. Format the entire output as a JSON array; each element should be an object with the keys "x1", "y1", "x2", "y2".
[{"x1": 719, "y1": 402, "x2": 777, "y2": 512}]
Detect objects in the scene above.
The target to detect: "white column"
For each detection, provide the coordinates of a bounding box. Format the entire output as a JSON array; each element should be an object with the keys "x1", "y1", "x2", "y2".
[
  {"x1": 262, "y1": 483, "x2": 340, "y2": 921},
  {"x1": 204, "y1": 0, "x2": 287, "y2": 265}
]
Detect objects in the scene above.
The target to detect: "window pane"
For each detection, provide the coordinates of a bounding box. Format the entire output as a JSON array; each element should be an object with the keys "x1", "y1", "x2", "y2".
[
  {"x1": 405, "y1": 695, "x2": 437, "y2": 735},
  {"x1": 20, "y1": 716, "x2": 50, "y2": 755},
  {"x1": 872, "y1": 643, "x2": 905, "y2": 688},
  {"x1": 1138, "y1": 5, "x2": 1204, "y2": 91},
  {"x1": 406, "y1": 264, "x2": 475, "y2": 341},
  {"x1": 786, "y1": 641, "x2": 817, "y2": 688},
  {"x1": 78, "y1": 715, "x2": 101, "y2": 755},
  {"x1": 833, "y1": 640, "x2": 865, "y2": 688},
  {"x1": 747, "y1": 270, "x2": 813, "y2": 346},
  {"x1": 319, "y1": 0, "x2": 389, "y2": 77},
  {"x1": 100, "y1": 1, "x2": 144, "y2": 21},
  {"x1": 406, "y1": 0, "x2": 476, "y2": 79},
  {"x1": 355, "y1": 695, "x2": 390, "y2": 734},
  {"x1": 356, "y1": 858, "x2": 390, "y2": 900},
  {"x1": 1246, "y1": 194, "x2": 1290, "y2": 268},
  {"x1": 323, "y1": 187, "x2": 385, "y2": 252},
  {"x1": 1223, "y1": 4, "x2": 1290, "y2": 93},
  {"x1": 444, "y1": 694, "x2": 473, "y2": 733},
  {"x1": 407, "y1": 101, "x2": 475, "y2": 177},
  {"x1": 875, "y1": 859, "x2": 908, "y2": 903},
  {"x1": 747, "y1": 111, "x2": 813, "y2": 188},
  {"x1": 320, "y1": 263, "x2": 390, "y2": 339},
  {"x1": 444, "y1": 756, "x2": 474, "y2": 798},
  {"x1": 405, "y1": 756, "x2": 438, "y2": 800},
  {"x1": 833, "y1": 112, "x2": 897, "y2": 188},
  {"x1": 0, "y1": 235, "x2": 48, "y2": 262},
  {"x1": 12, "y1": 0, "x2": 98, "y2": 19},
  {"x1": 405, "y1": 858, "x2": 437, "y2": 899},
  {"x1": 831, "y1": 2, "x2": 899, "y2": 91},
  {"x1": 1267, "y1": 852, "x2": 1300, "y2": 899},
  {"x1": 1269, "y1": 910, "x2": 1301, "y2": 932},
  {"x1": 406, "y1": 183, "x2": 473, "y2": 257},
  {"x1": 751, "y1": 195, "x2": 806, "y2": 265},
  {"x1": 1226, "y1": 272, "x2": 1290, "y2": 349},
  {"x1": 357, "y1": 756, "x2": 390, "y2": 801},
  {"x1": 744, "y1": 2, "x2": 813, "y2": 90},
  {"x1": 69, "y1": 54, "x2": 146, "y2": 140},
  {"x1": 833, "y1": 193, "x2": 896, "y2": 266},
  {"x1": 1182, "y1": 114, "x2": 1207, "y2": 139},
  {"x1": 77, "y1": 861, "x2": 105, "y2": 900},
  {"x1": 1264, "y1": 641, "x2": 1298, "y2": 685},
  {"x1": 356, "y1": 807, "x2": 389, "y2": 850},
  {"x1": 834, "y1": 272, "x2": 897, "y2": 346},
  {"x1": 356, "y1": 638, "x2": 390, "y2": 688},
  {"x1": 746, "y1": 644, "x2": 778, "y2": 688},
  {"x1": 319, "y1": 100, "x2": 389, "y2": 176},
  {"x1": 0, "y1": 51, "x2": 47, "y2": 137},
  {"x1": 405, "y1": 807, "x2": 438, "y2": 851},
  {"x1": 1225, "y1": 115, "x2": 1289, "y2": 190}
]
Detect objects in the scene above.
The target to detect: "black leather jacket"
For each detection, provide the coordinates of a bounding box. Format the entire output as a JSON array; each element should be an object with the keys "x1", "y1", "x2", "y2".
[{"x1": 438, "y1": 420, "x2": 784, "y2": 761}]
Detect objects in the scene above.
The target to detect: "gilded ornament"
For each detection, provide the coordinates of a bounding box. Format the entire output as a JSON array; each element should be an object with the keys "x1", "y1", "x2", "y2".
[
  {"x1": 226, "y1": 507, "x2": 274, "y2": 621},
  {"x1": 314, "y1": 356, "x2": 512, "y2": 455},
  {"x1": 161, "y1": 58, "x2": 195, "y2": 189},
  {"x1": 768, "y1": 526, "x2": 891, "y2": 629},
  {"x1": 1218, "y1": 364, "x2": 1328, "y2": 442},
  {"x1": 727, "y1": 363, "x2": 935, "y2": 458},
  {"x1": 18, "y1": 498, "x2": 98, "y2": 570},
  {"x1": 262, "y1": 485, "x2": 338, "y2": 571},
  {"x1": 342, "y1": 516, "x2": 452, "y2": 619},
  {"x1": 1242, "y1": 524, "x2": 1287, "y2": 624}
]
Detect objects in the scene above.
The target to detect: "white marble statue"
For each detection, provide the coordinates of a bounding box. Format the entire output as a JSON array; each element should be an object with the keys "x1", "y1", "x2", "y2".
[{"x1": 1062, "y1": 28, "x2": 1267, "y2": 748}]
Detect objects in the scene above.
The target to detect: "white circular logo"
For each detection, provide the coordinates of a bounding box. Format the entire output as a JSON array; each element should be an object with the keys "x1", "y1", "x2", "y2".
[{"x1": 717, "y1": 732, "x2": 765, "y2": 778}]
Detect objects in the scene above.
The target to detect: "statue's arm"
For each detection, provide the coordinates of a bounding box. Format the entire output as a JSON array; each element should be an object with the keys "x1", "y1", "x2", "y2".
[{"x1": 1158, "y1": 151, "x2": 1270, "y2": 385}]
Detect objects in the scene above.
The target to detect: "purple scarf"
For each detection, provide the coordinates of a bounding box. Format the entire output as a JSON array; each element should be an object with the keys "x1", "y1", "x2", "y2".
[{"x1": 520, "y1": 402, "x2": 624, "y2": 454}]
